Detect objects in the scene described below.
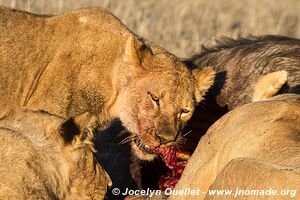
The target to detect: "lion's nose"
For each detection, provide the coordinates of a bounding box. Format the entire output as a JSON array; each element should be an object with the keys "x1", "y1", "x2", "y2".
[{"x1": 157, "y1": 131, "x2": 177, "y2": 144}]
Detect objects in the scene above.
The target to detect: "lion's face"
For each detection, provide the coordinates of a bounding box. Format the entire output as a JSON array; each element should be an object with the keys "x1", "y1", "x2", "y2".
[
  {"x1": 117, "y1": 36, "x2": 215, "y2": 160},
  {"x1": 120, "y1": 72, "x2": 196, "y2": 160}
]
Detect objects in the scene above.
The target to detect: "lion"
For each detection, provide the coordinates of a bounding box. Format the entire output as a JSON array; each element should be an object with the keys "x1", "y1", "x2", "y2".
[
  {"x1": 0, "y1": 6, "x2": 215, "y2": 160},
  {"x1": 0, "y1": 109, "x2": 112, "y2": 200},
  {"x1": 170, "y1": 94, "x2": 300, "y2": 200}
]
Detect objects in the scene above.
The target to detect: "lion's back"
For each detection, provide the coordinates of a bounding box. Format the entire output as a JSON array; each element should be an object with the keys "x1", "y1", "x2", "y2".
[
  {"x1": 0, "y1": 127, "x2": 56, "y2": 200},
  {"x1": 0, "y1": 6, "x2": 132, "y2": 118}
]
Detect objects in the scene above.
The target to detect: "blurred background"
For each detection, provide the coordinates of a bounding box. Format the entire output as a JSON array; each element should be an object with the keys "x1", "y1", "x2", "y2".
[{"x1": 1, "y1": 0, "x2": 299, "y2": 58}]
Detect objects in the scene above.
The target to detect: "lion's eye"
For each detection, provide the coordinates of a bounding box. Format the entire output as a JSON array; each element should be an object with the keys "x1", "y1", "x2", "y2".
[
  {"x1": 148, "y1": 92, "x2": 160, "y2": 107},
  {"x1": 182, "y1": 109, "x2": 190, "y2": 114},
  {"x1": 179, "y1": 109, "x2": 190, "y2": 119}
]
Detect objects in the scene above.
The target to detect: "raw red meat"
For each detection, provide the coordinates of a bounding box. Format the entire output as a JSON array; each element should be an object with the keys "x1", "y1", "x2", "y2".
[{"x1": 150, "y1": 146, "x2": 189, "y2": 190}]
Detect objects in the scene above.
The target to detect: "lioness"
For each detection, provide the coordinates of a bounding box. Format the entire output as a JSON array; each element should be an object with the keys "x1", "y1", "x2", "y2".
[
  {"x1": 0, "y1": 109, "x2": 111, "y2": 200},
  {"x1": 0, "y1": 7, "x2": 215, "y2": 160}
]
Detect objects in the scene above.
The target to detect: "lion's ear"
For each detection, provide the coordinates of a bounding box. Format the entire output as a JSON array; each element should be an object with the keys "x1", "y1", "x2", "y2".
[
  {"x1": 192, "y1": 67, "x2": 216, "y2": 103},
  {"x1": 123, "y1": 35, "x2": 151, "y2": 67},
  {"x1": 60, "y1": 112, "x2": 98, "y2": 144},
  {"x1": 60, "y1": 117, "x2": 80, "y2": 144}
]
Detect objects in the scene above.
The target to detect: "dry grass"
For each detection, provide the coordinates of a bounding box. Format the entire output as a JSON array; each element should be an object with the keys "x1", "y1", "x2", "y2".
[{"x1": 1, "y1": 0, "x2": 300, "y2": 57}]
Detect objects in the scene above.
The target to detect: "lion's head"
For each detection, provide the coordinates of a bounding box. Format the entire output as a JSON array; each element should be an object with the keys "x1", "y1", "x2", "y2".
[
  {"x1": 113, "y1": 36, "x2": 215, "y2": 160},
  {"x1": 0, "y1": 109, "x2": 111, "y2": 199},
  {"x1": 59, "y1": 113, "x2": 112, "y2": 199}
]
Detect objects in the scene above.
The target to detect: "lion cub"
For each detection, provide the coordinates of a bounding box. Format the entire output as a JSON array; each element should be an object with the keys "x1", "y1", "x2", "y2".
[{"x1": 0, "y1": 109, "x2": 111, "y2": 200}]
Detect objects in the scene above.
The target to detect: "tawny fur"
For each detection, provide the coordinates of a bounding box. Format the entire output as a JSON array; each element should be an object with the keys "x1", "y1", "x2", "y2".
[
  {"x1": 0, "y1": 7, "x2": 215, "y2": 160},
  {"x1": 192, "y1": 67, "x2": 216, "y2": 102},
  {"x1": 204, "y1": 158, "x2": 299, "y2": 200},
  {"x1": 252, "y1": 71, "x2": 288, "y2": 102},
  {"x1": 0, "y1": 110, "x2": 111, "y2": 200}
]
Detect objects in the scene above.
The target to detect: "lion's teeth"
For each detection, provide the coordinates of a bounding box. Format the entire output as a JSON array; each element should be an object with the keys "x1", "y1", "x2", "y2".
[{"x1": 145, "y1": 145, "x2": 149, "y2": 148}]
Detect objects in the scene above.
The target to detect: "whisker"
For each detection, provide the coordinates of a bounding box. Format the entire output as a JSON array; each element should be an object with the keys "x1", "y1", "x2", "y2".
[
  {"x1": 174, "y1": 144, "x2": 181, "y2": 151},
  {"x1": 119, "y1": 137, "x2": 130, "y2": 144},
  {"x1": 177, "y1": 138, "x2": 186, "y2": 145},
  {"x1": 175, "y1": 133, "x2": 187, "y2": 146},
  {"x1": 119, "y1": 135, "x2": 136, "y2": 144},
  {"x1": 137, "y1": 138, "x2": 143, "y2": 149},
  {"x1": 183, "y1": 130, "x2": 192, "y2": 137}
]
